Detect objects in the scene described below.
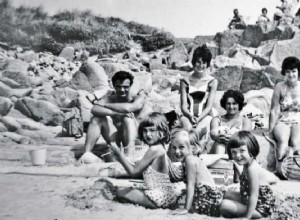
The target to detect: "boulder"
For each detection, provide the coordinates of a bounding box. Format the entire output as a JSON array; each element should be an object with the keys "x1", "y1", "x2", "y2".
[
  {"x1": 214, "y1": 30, "x2": 244, "y2": 54},
  {"x1": 0, "y1": 122, "x2": 8, "y2": 132},
  {"x1": 239, "y1": 25, "x2": 265, "y2": 47},
  {"x1": 0, "y1": 76, "x2": 21, "y2": 88},
  {"x1": 239, "y1": 67, "x2": 274, "y2": 93},
  {"x1": 0, "y1": 97, "x2": 13, "y2": 116},
  {"x1": 2, "y1": 59, "x2": 43, "y2": 87},
  {"x1": 63, "y1": 71, "x2": 93, "y2": 91},
  {"x1": 16, "y1": 50, "x2": 39, "y2": 62},
  {"x1": 51, "y1": 87, "x2": 78, "y2": 108},
  {"x1": 168, "y1": 41, "x2": 189, "y2": 68},
  {"x1": 0, "y1": 81, "x2": 13, "y2": 97},
  {"x1": 77, "y1": 90, "x2": 93, "y2": 122},
  {"x1": 15, "y1": 97, "x2": 64, "y2": 126},
  {"x1": 100, "y1": 62, "x2": 131, "y2": 78},
  {"x1": 0, "y1": 116, "x2": 22, "y2": 132},
  {"x1": 80, "y1": 60, "x2": 109, "y2": 91},
  {"x1": 214, "y1": 66, "x2": 243, "y2": 91},
  {"x1": 59, "y1": 46, "x2": 75, "y2": 62},
  {"x1": 130, "y1": 71, "x2": 152, "y2": 95},
  {"x1": 0, "y1": 131, "x2": 32, "y2": 144},
  {"x1": 269, "y1": 32, "x2": 300, "y2": 70}
]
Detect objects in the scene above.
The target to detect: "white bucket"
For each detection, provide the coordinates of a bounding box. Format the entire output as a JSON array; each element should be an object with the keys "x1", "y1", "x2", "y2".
[{"x1": 29, "y1": 149, "x2": 47, "y2": 166}]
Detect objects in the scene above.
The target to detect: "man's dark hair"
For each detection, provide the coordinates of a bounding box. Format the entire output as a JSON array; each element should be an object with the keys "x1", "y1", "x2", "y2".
[
  {"x1": 262, "y1": 8, "x2": 267, "y2": 13},
  {"x1": 111, "y1": 71, "x2": 134, "y2": 86}
]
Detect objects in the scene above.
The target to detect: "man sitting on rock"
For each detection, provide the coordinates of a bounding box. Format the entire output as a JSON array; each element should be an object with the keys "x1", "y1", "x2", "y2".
[
  {"x1": 228, "y1": 9, "x2": 246, "y2": 30},
  {"x1": 79, "y1": 71, "x2": 151, "y2": 164}
]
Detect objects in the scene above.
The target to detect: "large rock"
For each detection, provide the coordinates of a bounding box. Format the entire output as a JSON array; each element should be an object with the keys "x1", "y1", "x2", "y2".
[
  {"x1": 0, "y1": 97, "x2": 13, "y2": 116},
  {"x1": 79, "y1": 60, "x2": 109, "y2": 91},
  {"x1": 15, "y1": 97, "x2": 64, "y2": 126},
  {"x1": 2, "y1": 59, "x2": 43, "y2": 87},
  {"x1": 16, "y1": 50, "x2": 39, "y2": 63},
  {"x1": 100, "y1": 62, "x2": 131, "y2": 78},
  {"x1": 63, "y1": 70, "x2": 93, "y2": 91},
  {"x1": 0, "y1": 81, "x2": 13, "y2": 97},
  {"x1": 239, "y1": 67, "x2": 274, "y2": 93},
  {"x1": 214, "y1": 30, "x2": 244, "y2": 54},
  {"x1": 130, "y1": 71, "x2": 152, "y2": 95},
  {"x1": 168, "y1": 41, "x2": 189, "y2": 68},
  {"x1": 51, "y1": 87, "x2": 78, "y2": 108},
  {"x1": 0, "y1": 122, "x2": 8, "y2": 132},
  {"x1": 0, "y1": 76, "x2": 21, "y2": 88},
  {"x1": 239, "y1": 24, "x2": 296, "y2": 48},
  {"x1": 0, "y1": 116, "x2": 22, "y2": 132},
  {"x1": 269, "y1": 32, "x2": 300, "y2": 70},
  {"x1": 214, "y1": 66, "x2": 243, "y2": 91},
  {"x1": 59, "y1": 46, "x2": 75, "y2": 62}
]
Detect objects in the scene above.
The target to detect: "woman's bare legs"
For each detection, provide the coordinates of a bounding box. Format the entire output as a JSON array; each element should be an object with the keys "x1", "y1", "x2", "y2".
[
  {"x1": 272, "y1": 122, "x2": 291, "y2": 175},
  {"x1": 116, "y1": 188, "x2": 157, "y2": 209}
]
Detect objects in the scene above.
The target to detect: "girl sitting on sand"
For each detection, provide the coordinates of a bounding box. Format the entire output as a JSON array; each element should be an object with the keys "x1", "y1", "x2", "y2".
[
  {"x1": 220, "y1": 131, "x2": 276, "y2": 219},
  {"x1": 109, "y1": 112, "x2": 181, "y2": 209},
  {"x1": 171, "y1": 129, "x2": 227, "y2": 216}
]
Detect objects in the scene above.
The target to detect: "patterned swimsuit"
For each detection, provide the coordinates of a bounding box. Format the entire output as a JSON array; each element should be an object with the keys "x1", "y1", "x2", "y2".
[
  {"x1": 278, "y1": 89, "x2": 300, "y2": 125},
  {"x1": 143, "y1": 155, "x2": 182, "y2": 208},
  {"x1": 240, "y1": 172, "x2": 276, "y2": 217}
]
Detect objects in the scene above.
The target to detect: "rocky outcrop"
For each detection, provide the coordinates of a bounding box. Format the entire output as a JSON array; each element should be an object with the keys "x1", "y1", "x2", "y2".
[
  {"x1": 167, "y1": 41, "x2": 189, "y2": 68},
  {"x1": 214, "y1": 30, "x2": 244, "y2": 54},
  {"x1": 15, "y1": 97, "x2": 64, "y2": 126},
  {"x1": 0, "y1": 97, "x2": 13, "y2": 116}
]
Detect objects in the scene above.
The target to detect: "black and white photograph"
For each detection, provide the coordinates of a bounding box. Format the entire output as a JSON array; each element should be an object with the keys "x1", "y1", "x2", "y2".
[{"x1": 1, "y1": 0, "x2": 300, "y2": 219}]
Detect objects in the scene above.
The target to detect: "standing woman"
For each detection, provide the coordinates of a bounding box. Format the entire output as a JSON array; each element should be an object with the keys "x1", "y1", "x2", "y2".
[
  {"x1": 269, "y1": 56, "x2": 300, "y2": 177},
  {"x1": 178, "y1": 44, "x2": 218, "y2": 154},
  {"x1": 210, "y1": 90, "x2": 252, "y2": 154}
]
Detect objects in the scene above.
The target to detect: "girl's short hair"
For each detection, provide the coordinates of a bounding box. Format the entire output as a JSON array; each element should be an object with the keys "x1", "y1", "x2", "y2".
[
  {"x1": 220, "y1": 89, "x2": 245, "y2": 111},
  {"x1": 170, "y1": 128, "x2": 190, "y2": 145},
  {"x1": 281, "y1": 56, "x2": 300, "y2": 77},
  {"x1": 191, "y1": 44, "x2": 212, "y2": 67},
  {"x1": 227, "y1": 131, "x2": 260, "y2": 159},
  {"x1": 138, "y1": 112, "x2": 170, "y2": 144},
  {"x1": 262, "y1": 8, "x2": 267, "y2": 13}
]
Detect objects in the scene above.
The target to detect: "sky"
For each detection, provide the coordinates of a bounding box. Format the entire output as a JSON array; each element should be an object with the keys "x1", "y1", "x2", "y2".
[{"x1": 10, "y1": 0, "x2": 297, "y2": 38}]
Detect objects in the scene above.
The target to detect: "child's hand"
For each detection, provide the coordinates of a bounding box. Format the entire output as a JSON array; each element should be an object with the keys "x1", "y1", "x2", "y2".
[{"x1": 171, "y1": 209, "x2": 189, "y2": 215}]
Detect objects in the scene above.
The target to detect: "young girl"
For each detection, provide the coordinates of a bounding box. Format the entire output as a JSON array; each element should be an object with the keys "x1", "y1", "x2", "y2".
[
  {"x1": 171, "y1": 129, "x2": 226, "y2": 216},
  {"x1": 109, "y1": 112, "x2": 181, "y2": 209},
  {"x1": 220, "y1": 131, "x2": 276, "y2": 219}
]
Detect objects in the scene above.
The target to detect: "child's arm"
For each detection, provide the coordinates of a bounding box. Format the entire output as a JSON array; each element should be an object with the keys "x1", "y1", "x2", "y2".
[
  {"x1": 245, "y1": 164, "x2": 259, "y2": 219},
  {"x1": 185, "y1": 156, "x2": 197, "y2": 211},
  {"x1": 110, "y1": 144, "x2": 160, "y2": 178}
]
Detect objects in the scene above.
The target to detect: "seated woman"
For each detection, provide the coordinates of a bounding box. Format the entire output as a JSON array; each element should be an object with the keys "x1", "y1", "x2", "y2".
[
  {"x1": 269, "y1": 56, "x2": 300, "y2": 178},
  {"x1": 210, "y1": 90, "x2": 252, "y2": 154},
  {"x1": 109, "y1": 112, "x2": 181, "y2": 209},
  {"x1": 177, "y1": 44, "x2": 218, "y2": 155}
]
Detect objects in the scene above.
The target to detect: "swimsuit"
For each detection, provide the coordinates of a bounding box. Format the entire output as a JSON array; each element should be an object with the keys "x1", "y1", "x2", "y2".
[
  {"x1": 240, "y1": 172, "x2": 275, "y2": 217},
  {"x1": 216, "y1": 115, "x2": 243, "y2": 135},
  {"x1": 143, "y1": 155, "x2": 181, "y2": 208},
  {"x1": 181, "y1": 73, "x2": 215, "y2": 117},
  {"x1": 278, "y1": 84, "x2": 300, "y2": 125}
]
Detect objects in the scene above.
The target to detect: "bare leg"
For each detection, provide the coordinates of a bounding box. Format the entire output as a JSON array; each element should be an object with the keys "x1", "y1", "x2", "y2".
[
  {"x1": 220, "y1": 199, "x2": 263, "y2": 219},
  {"x1": 273, "y1": 122, "x2": 290, "y2": 160},
  {"x1": 178, "y1": 115, "x2": 193, "y2": 132},
  {"x1": 209, "y1": 142, "x2": 226, "y2": 154},
  {"x1": 272, "y1": 122, "x2": 290, "y2": 176},
  {"x1": 290, "y1": 123, "x2": 300, "y2": 152},
  {"x1": 120, "y1": 116, "x2": 138, "y2": 148},
  {"x1": 84, "y1": 116, "x2": 103, "y2": 152},
  {"x1": 116, "y1": 188, "x2": 157, "y2": 209}
]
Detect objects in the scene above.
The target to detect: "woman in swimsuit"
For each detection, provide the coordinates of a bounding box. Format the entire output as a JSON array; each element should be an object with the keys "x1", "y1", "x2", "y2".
[
  {"x1": 269, "y1": 56, "x2": 300, "y2": 178},
  {"x1": 210, "y1": 90, "x2": 252, "y2": 154},
  {"x1": 178, "y1": 44, "x2": 218, "y2": 155}
]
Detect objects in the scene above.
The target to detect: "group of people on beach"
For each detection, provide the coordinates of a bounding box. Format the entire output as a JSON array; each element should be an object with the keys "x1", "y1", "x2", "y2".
[
  {"x1": 77, "y1": 35, "x2": 300, "y2": 218},
  {"x1": 228, "y1": 0, "x2": 300, "y2": 30}
]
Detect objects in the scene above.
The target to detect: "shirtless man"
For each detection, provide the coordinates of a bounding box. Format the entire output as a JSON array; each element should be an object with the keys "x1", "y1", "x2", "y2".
[
  {"x1": 228, "y1": 9, "x2": 246, "y2": 30},
  {"x1": 79, "y1": 71, "x2": 151, "y2": 164}
]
